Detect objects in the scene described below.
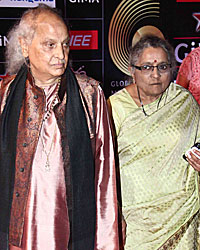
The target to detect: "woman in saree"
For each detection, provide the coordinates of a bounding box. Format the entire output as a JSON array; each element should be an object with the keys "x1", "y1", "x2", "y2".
[{"x1": 108, "y1": 35, "x2": 200, "y2": 250}]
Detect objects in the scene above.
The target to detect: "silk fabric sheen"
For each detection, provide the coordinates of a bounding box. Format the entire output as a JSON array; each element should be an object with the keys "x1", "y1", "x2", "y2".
[
  {"x1": 109, "y1": 83, "x2": 200, "y2": 250},
  {"x1": 0, "y1": 64, "x2": 96, "y2": 249},
  {"x1": 10, "y1": 82, "x2": 70, "y2": 249},
  {"x1": 3, "y1": 68, "x2": 119, "y2": 249}
]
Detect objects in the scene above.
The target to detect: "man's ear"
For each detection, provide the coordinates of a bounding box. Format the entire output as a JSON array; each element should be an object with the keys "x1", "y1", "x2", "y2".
[{"x1": 19, "y1": 37, "x2": 29, "y2": 57}]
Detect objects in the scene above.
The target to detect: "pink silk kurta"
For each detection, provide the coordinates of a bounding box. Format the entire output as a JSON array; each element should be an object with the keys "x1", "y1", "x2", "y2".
[
  {"x1": 9, "y1": 78, "x2": 119, "y2": 250},
  {"x1": 94, "y1": 86, "x2": 119, "y2": 250},
  {"x1": 10, "y1": 82, "x2": 70, "y2": 250}
]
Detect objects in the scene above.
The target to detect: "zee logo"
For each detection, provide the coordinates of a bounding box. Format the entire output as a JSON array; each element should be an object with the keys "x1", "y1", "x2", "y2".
[{"x1": 69, "y1": 30, "x2": 98, "y2": 50}]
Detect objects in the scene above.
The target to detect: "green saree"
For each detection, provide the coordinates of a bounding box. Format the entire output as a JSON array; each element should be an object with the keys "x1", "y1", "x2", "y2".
[{"x1": 109, "y1": 83, "x2": 200, "y2": 250}]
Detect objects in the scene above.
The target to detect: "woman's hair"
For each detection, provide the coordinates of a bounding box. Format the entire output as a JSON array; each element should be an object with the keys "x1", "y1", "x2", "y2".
[
  {"x1": 5, "y1": 4, "x2": 67, "y2": 74},
  {"x1": 129, "y1": 35, "x2": 177, "y2": 79}
]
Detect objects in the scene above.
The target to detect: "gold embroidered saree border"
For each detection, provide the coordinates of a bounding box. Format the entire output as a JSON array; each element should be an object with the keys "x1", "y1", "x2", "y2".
[{"x1": 158, "y1": 211, "x2": 200, "y2": 250}]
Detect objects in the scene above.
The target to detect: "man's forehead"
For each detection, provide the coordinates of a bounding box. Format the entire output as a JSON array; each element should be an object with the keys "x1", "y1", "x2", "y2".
[
  {"x1": 36, "y1": 12, "x2": 66, "y2": 29},
  {"x1": 33, "y1": 13, "x2": 68, "y2": 37}
]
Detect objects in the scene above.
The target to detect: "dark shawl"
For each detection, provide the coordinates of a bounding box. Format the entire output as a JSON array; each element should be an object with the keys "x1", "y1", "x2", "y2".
[{"x1": 0, "y1": 64, "x2": 96, "y2": 250}]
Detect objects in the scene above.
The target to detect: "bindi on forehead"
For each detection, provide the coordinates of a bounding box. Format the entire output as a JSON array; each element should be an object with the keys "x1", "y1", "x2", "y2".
[{"x1": 154, "y1": 59, "x2": 157, "y2": 63}]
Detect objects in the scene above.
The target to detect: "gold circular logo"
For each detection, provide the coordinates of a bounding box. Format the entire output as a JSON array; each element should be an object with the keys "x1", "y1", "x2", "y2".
[{"x1": 108, "y1": 0, "x2": 161, "y2": 76}]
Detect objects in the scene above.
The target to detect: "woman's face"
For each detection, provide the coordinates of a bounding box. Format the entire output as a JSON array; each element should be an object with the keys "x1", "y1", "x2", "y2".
[{"x1": 132, "y1": 47, "x2": 171, "y2": 100}]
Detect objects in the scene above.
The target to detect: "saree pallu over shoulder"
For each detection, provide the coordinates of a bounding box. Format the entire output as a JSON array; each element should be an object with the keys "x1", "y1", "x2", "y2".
[{"x1": 109, "y1": 83, "x2": 200, "y2": 250}]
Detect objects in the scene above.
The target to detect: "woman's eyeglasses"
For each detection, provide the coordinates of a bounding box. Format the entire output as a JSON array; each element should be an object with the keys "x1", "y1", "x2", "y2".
[{"x1": 132, "y1": 63, "x2": 171, "y2": 74}]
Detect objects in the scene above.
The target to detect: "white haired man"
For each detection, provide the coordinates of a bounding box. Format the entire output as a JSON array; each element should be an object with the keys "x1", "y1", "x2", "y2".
[{"x1": 0, "y1": 4, "x2": 119, "y2": 250}]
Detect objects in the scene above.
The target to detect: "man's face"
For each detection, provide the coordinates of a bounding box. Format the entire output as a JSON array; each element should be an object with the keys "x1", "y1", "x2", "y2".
[{"x1": 23, "y1": 13, "x2": 70, "y2": 85}]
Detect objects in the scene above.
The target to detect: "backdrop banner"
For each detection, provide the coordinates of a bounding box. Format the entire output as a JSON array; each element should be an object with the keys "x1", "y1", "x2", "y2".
[
  {"x1": 0, "y1": 0, "x2": 200, "y2": 98},
  {"x1": 0, "y1": 0, "x2": 56, "y2": 8}
]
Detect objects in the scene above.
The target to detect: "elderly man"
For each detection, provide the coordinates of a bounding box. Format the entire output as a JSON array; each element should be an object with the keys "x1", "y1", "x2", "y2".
[{"x1": 0, "y1": 4, "x2": 119, "y2": 250}]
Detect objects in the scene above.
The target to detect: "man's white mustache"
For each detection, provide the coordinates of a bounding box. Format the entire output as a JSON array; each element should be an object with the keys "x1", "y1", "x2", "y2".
[{"x1": 61, "y1": 59, "x2": 66, "y2": 64}]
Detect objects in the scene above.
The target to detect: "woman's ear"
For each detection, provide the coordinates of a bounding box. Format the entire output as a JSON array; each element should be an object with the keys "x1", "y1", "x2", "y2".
[
  {"x1": 128, "y1": 65, "x2": 135, "y2": 83},
  {"x1": 128, "y1": 65, "x2": 134, "y2": 74},
  {"x1": 19, "y1": 37, "x2": 29, "y2": 58}
]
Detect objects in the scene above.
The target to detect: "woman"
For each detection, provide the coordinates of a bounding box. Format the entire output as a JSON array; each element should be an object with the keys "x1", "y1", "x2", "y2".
[
  {"x1": 176, "y1": 46, "x2": 200, "y2": 105},
  {"x1": 108, "y1": 35, "x2": 200, "y2": 250}
]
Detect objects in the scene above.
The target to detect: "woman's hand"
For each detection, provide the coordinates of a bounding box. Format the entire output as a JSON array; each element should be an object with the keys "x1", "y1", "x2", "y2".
[{"x1": 186, "y1": 147, "x2": 200, "y2": 171}]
